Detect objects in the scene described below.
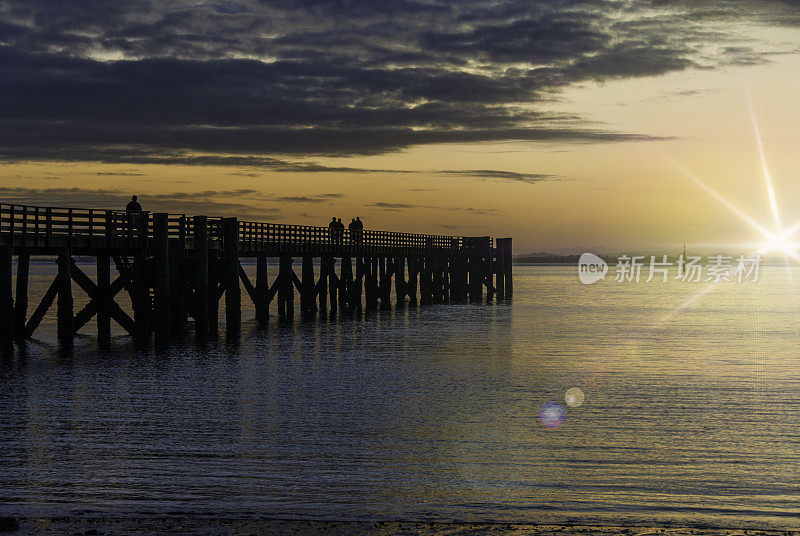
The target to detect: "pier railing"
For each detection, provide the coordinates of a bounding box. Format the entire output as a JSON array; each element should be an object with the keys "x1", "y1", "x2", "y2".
[
  {"x1": 237, "y1": 220, "x2": 475, "y2": 253},
  {"x1": 0, "y1": 203, "x2": 489, "y2": 254}
]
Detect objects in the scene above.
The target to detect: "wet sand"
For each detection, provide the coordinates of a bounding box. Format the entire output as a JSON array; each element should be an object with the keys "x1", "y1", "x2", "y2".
[{"x1": 4, "y1": 518, "x2": 799, "y2": 536}]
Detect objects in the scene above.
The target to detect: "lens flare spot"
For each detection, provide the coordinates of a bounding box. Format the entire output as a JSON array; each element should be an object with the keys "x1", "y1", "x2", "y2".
[
  {"x1": 539, "y1": 402, "x2": 566, "y2": 429},
  {"x1": 565, "y1": 387, "x2": 585, "y2": 407}
]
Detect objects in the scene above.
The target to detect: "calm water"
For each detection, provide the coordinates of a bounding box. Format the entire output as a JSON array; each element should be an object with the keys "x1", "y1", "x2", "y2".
[{"x1": 2, "y1": 264, "x2": 800, "y2": 528}]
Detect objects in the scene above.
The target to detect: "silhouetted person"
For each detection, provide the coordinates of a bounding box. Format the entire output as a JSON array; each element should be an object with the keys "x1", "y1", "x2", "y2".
[
  {"x1": 124, "y1": 195, "x2": 144, "y2": 238},
  {"x1": 348, "y1": 218, "x2": 357, "y2": 243},
  {"x1": 336, "y1": 218, "x2": 344, "y2": 244},
  {"x1": 354, "y1": 216, "x2": 363, "y2": 244},
  {"x1": 328, "y1": 217, "x2": 337, "y2": 243},
  {"x1": 126, "y1": 195, "x2": 142, "y2": 213}
]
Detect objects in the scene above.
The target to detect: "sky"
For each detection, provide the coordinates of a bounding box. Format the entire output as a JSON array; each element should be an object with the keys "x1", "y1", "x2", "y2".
[{"x1": 3, "y1": 0, "x2": 800, "y2": 254}]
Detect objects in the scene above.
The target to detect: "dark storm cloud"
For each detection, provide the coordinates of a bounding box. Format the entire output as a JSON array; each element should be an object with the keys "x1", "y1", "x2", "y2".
[
  {"x1": 0, "y1": 0, "x2": 798, "y2": 165},
  {"x1": 639, "y1": 0, "x2": 800, "y2": 27},
  {"x1": 569, "y1": 43, "x2": 696, "y2": 79},
  {"x1": 422, "y1": 12, "x2": 609, "y2": 64}
]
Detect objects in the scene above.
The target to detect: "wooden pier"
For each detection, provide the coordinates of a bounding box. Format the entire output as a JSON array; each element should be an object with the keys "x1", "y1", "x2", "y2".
[{"x1": 0, "y1": 203, "x2": 512, "y2": 353}]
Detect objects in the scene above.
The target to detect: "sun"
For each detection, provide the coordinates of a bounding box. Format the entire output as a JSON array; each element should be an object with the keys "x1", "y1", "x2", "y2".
[
  {"x1": 762, "y1": 235, "x2": 799, "y2": 256},
  {"x1": 758, "y1": 226, "x2": 800, "y2": 262}
]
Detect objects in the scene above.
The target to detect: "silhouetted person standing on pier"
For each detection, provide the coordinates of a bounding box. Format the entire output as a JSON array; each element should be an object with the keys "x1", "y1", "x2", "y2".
[
  {"x1": 124, "y1": 195, "x2": 144, "y2": 238},
  {"x1": 336, "y1": 218, "x2": 344, "y2": 244},
  {"x1": 354, "y1": 216, "x2": 364, "y2": 244},
  {"x1": 329, "y1": 217, "x2": 338, "y2": 243},
  {"x1": 348, "y1": 218, "x2": 357, "y2": 242},
  {"x1": 125, "y1": 195, "x2": 142, "y2": 213}
]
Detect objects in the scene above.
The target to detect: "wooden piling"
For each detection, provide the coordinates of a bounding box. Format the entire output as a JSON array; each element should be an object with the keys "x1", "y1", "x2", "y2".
[
  {"x1": 193, "y1": 215, "x2": 209, "y2": 343},
  {"x1": 285, "y1": 259, "x2": 295, "y2": 318},
  {"x1": 407, "y1": 256, "x2": 418, "y2": 306},
  {"x1": 277, "y1": 256, "x2": 287, "y2": 317},
  {"x1": 278, "y1": 255, "x2": 294, "y2": 318},
  {"x1": 96, "y1": 254, "x2": 111, "y2": 347},
  {"x1": 255, "y1": 252, "x2": 269, "y2": 326},
  {"x1": 495, "y1": 244, "x2": 505, "y2": 300},
  {"x1": 438, "y1": 257, "x2": 446, "y2": 303},
  {"x1": 208, "y1": 252, "x2": 219, "y2": 339},
  {"x1": 153, "y1": 213, "x2": 171, "y2": 346},
  {"x1": 340, "y1": 256, "x2": 352, "y2": 311},
  {"x1": 432, "y1": 257, "x2": 443, "y2": 304},
  {"x1": 132, "y1": 251, "x2": 150, "y2": 345},
  {"x1": 222, "y1": 217, "x2": 241, "y2": 337},
  {"x1": 327, "y1": 256, "x2": 338, "y2": 315},
  {"x1": 354, "y1": 256, "x2": 364, "y2": 311},
  {"x1": 366, "y1": 257, "x2": 379, "y2": 311},
  {"x1": 172, "y1": 216, "x2": 188, "y2": 334},
  {"x1": 420, "y1": 257, "x2": 432, "y2": 306},
  {"x1": 170, "y1": 251, "x2": 187, "y2": 335},
  {"x1": 497, "y1": 238, "x2": 513, "y2": 299},
  {"x1": 318, "y1": 256, "x2": 329, "y2": 316},
  {"x1": 372, "y1": 256, "x2": 380, "y2": 310},
  {"x1": 14, "y1": 250, "x2": 29, "y2": 344},
  {"x1": 468, "y1": 255, "x2": 482, "y2": 303},
  {"x1": 505, "y1": 239, "x2": 513, "y2": 298},
  {"x1": 426, "y1": 256, "x2": 435, "y2": 305},
  {"x1": 450, "y1": 256, "x2": 464, "y2": 303},
  {"x1": 461, "y1": 257, "x2": 469, "y2": 302},
  {"x1": 0, "y1": 247, "x2": 13, "y2": 356},
  {"x1": 394, "y1": 256, "x2": 405, "y2": 308},
  {"x1": 484, "y1": 253, "x2": 495, "y2": 302},
  {"x1": 362, "y1": 256, "x2": 371, "y2": 310},
  {"x1": 432, "y1": 257, "x2": 440, "y2": 303},
  {"x1": 379, "y1": 257, "x2": 391, "y2": 310},
  {"x1": 447, "y1": 256, "x2": 457, "y2": 303},
  {"x1": 301, "y1": 254, "x2": 315, "y2": 317},
  {"x1": 443, "y1": 257, "x2": 452, "y2": 302},
  {"x1": 56, "y1": 249, "x2": 73, "y2": 347}
]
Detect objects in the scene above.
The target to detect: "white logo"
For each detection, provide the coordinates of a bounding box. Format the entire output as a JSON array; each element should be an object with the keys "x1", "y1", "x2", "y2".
[{"x1": 578, "y1": 253, "x2": 608, "y2": 284}]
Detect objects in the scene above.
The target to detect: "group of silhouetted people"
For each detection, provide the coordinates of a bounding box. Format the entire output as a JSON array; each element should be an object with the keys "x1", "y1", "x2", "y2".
[{"x1": 329, "y1": 216, "x2": 363, "y2": 244}]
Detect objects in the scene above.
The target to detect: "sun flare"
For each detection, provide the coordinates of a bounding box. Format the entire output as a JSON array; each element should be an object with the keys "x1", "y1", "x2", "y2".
[{"x1": 762, "y1": 235, "x2": 800, "y2": 256}]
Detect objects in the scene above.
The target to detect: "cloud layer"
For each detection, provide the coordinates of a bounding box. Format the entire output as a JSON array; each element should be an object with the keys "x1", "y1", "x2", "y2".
[{"x1": 0, "y1": 0, "x2": 798, "y2": 165}]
